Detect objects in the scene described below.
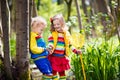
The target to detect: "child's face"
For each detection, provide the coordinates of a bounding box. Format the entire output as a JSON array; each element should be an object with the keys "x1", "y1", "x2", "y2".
[
  {"x1": 33, "y1": 22, "x2": 45, "y2": 35},
  {"x1": 53, "y1": 19, "x2": 63, "y2": 32}
]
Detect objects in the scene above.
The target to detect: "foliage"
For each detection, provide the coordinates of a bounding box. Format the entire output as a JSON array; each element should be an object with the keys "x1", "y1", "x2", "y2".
[
  {"x1": 71, "y1": 54, "x2": 83, "y2": 80},
  {"x1": 82, "y1": 12, "x2": 115, "y2": 40},
  {"x1": 37, "y1": 0, "x2": 65, "y2": 19},
  {"x1": 71, "y1": 36, "x2": 120, "y2": 80},
  {"x1": 111, "y1": 0, "x2": 118, "y2": 8},
  {"x1": 10, "y1": 34, "x2": 16, "y2": 57}
]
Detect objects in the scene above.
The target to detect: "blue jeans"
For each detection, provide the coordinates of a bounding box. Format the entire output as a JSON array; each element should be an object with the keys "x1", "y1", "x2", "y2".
[{"x1": 34, "y1": 58, "x2": 52, "y2": 75}]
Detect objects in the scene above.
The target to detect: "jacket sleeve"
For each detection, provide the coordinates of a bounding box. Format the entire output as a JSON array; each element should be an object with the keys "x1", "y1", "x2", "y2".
[
  {"x1": 48, "y1": 34, "x2": 54, "y2": 48},
  {"x1": 30, "y1": 32, "x2": 44, "y2": 54}
]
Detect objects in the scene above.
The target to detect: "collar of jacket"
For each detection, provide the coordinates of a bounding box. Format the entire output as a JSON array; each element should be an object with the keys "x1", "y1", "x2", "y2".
[{"x1": 51, "y1": 31, "x2": 70, "y2": 56}]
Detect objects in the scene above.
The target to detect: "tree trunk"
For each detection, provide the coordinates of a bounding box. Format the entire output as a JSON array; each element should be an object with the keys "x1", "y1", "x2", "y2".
[
  {"x1": 88, "y1": 0, "x2": 98, "y2": 38},
  {"x1": 108, "y1": 0, "x2": 112, "y2": 14},
  {"x1": 0, "y1": 0, "x2": 3, "y2": 57},
  {"x1": 1, "y1": 0, "x2": 13, "y2": 80},
  {"x1": 64, "y1": 0, "x2": 72, "y2": 21},
  {"x1": 29, "y1": 0, "x2": 32, "y2": 24},
  {"x1": 32, "y1": 0, "x2": 37, "y2": 17},
  {"x1": 15, "y1": 0, "x2": 30, "y2": 79},
  {"x1": 96, "y1": 0, "x2": 108, "y2": 28},
  {"x1": 0, "y1": 4, "x2": 4, "y2": 80},
  {"x1": 81, "y1": 0, "x2": 87, "y2": 17},
  {"x1": 10, "y1": 0, "x2": 16, "y2": 34},
  {"x1": 75, "y1": 0, "x2": 83, "y2": 30},
  {"x1": 37, "y1": 0, "x2": 40, "y2": 10},
  {"x1": 96, "y1": 0, "x2": 114, "y2": 39},
  {"x1": 96, "y1": 0, "x2": 112, "y2": 27},
  {"x1": 89, "y1": 0, "x2": 98, "y2": 18},
  {"x1": 96, "y1": 0, "x2": 108, "y2": 25},
  {"x1": 116, "y1": 0, "x2": 120, "y2": 43},
  {"x1": 97, "y1": 0, "x2": 108, "y2": 14}
]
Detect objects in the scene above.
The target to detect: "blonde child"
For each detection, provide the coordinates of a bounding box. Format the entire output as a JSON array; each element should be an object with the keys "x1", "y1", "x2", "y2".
[
  {"x1": 30, "y1": 16, "x2": 52, "y2": 80},
  {"x1": 48, "y1": 14, "x2": 82, "y2": 80}
]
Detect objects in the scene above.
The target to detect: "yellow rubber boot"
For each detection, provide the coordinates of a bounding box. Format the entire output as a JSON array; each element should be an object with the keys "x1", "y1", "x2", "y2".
[
  {"x1": 42, "y1": 75, "x2": 52, "y2": 80},
  {"x1": 52, "y1": 75, "x2": 58, "y2": 80},
  {"x1": 59, "y1": 76, "x2": 66, "y2": 80}
]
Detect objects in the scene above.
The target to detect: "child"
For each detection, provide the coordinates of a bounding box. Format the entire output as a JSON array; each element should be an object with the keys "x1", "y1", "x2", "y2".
[
  {"x1": 48, "y1": 14, "x2": 82, "y2": 80},
  {"x1": 30, "y1": 16, "x2": 52, "y2": 80}
]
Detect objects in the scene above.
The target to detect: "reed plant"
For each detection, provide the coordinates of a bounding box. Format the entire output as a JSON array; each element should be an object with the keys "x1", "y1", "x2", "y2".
[{"x1": 71, "y1": 36, "x2": 120, "y2": 80}]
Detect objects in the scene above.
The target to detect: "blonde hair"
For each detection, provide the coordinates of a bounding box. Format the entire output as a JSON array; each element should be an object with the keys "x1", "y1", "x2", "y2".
[
  {"x1": 31, "y1": 16, "x2": 47, "y2": 27},
  {"x1": 50, "y1": 14, "x2": 68, "y2": 32}
]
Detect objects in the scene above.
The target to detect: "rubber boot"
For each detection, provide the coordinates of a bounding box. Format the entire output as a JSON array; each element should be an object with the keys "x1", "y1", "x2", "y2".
[
  {"x1": 52, "y1": 75, "x2": 59, "y2": 80},
  {"x1": 59, "y1": 76, "x2": 66, "y2": 80},
  {"x1": 42, "y1": 75, "x2": 52, "y2": 80}
]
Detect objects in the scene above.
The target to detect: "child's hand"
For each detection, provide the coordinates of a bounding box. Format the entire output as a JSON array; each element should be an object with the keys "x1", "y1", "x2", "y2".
[
  {"x1": 46, "y1": 45, "x2": 53, "y2": 54},
  {"x1": 73, "y1": 49, "x2": 82, "y2": 54},
  {"x1": 46, "y1": 47, "x2": 52, "y2": 51},
  {"x1": 46, "y1": 48, "x2": 52, "y2": 54},
  {"x1": 48, "y1": 45, "x2": 54, "y2": 50},
  {"x1": 76, "y1": 50, "x2": 82, "y2": 54},
  {"x1": 46, "y1": 49, "x2": 52, "y2": 54}
]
